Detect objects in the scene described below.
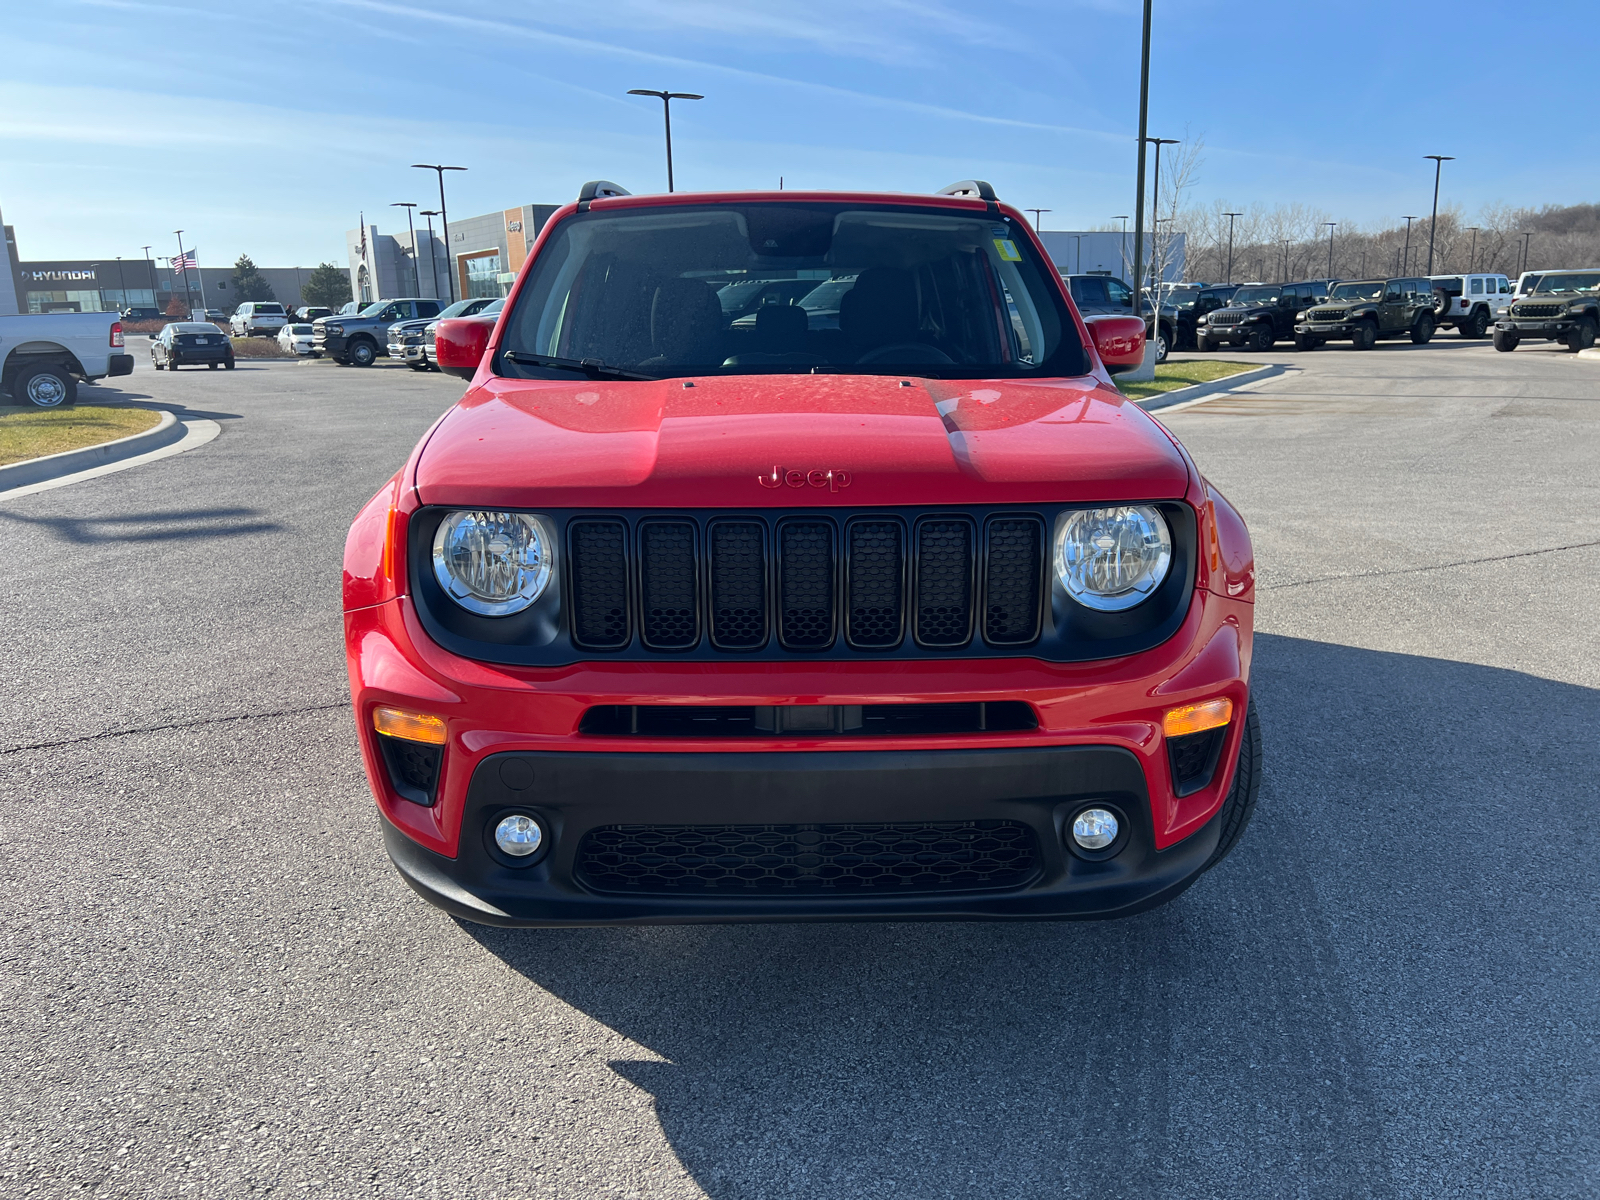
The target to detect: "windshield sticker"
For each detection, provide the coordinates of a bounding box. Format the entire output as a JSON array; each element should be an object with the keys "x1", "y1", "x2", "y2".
[{"x1": 994, "y1": 239, "x2": 1022, "y2": 262}]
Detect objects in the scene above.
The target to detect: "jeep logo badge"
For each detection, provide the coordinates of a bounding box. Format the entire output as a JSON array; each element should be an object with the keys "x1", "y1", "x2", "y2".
[{"x1": 758, "y1": 466, "x2": 852, "y2": 491}]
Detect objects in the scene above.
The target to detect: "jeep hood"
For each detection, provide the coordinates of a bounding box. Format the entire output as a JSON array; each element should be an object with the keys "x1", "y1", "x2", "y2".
[{"x1": 413, "y1": 374, "x2": 1192, "y2": 509}]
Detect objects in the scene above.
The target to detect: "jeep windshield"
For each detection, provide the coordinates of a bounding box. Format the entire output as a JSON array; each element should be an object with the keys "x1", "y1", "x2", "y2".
[
  {"x1": 1531, "y1": 272, "x2": 1600, "y2": 294},
  {"x1": 1228, "y1": 287, "x2": 1279, "y2": 306},
  {"x1": 1166, "y1": 289, "x2": 1199, "y2": 309},
  {"x1": 496, "y1": 202, "x2": 1087, "y2": 380},
  {"x1": 1329, "y1": 282, "x2": 1386, "y2": 301}
]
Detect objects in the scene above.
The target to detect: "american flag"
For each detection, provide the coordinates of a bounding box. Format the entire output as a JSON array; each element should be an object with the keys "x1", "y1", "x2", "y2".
[{"x1": 172, "y1": 249, "x2": 197, "y2": 272}]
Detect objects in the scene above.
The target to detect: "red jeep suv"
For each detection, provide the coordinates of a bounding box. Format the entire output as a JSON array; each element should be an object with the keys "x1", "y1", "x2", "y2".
[{"x1": 342, "y1": 180, "x2": 1260, "y2": 926}]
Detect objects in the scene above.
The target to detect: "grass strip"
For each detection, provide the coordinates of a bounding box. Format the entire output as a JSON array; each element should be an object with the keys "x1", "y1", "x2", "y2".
[
  {"x1": 0, "y1": 406, "x2": 164, "y2": 467},
  {"x1": 1116, "y1": 360, "x2": 1258, "y2": 402}
]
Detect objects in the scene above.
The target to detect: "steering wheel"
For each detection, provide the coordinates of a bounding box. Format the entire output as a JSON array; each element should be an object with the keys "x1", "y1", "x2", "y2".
[{"x1": 855, "y1": 343, "x2": 954, "y2": 365}]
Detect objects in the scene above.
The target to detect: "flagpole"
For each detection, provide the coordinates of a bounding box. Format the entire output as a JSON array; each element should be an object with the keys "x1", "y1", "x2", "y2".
[{"x1": 195, "y1": 251, "x2": 209, "y2": 310}]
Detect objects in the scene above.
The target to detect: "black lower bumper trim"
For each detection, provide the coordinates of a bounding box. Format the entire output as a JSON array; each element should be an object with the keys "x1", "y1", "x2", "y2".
[
  {"x1": 108, "y1": 354, "x2": 135, "y2": 377},
  {"x1": 378, "y1": 746, "x2": 1220, "y2": 926}
]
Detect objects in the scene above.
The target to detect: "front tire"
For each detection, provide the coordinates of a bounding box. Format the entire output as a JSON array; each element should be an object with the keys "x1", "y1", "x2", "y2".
[
  {"x1": 1195, "y1": 333, "x2": 1212, "y2": 353},
  {"x1": 15, "y1": 364, "x2": 77, "y2": 407},
  {"x1": 1293, "y1": 332, "x2": 1318, "y2": 351},
  {"x1": 1352, "y1": 321, "x2": 1378, "y2": 351},
  {"x1": 1459, "y1": 307, "x2": 1489, "y2": 339},
  {"x1": 348, "y1": 339, "x2": 377, "y2": 367},
  {"x1": 1493, "y1": 327, "x2": 1520, "y2": 352},
  {"x1": 1567, "y1": 317, "x2": 1597, "y2": 352},
  {"x1": 1203, "y1": 699, "x2": 1261, "y2": 873},
  {"x1": 1410, "y1": 313, "x2": 1435, "y2": 344},
  {"x1": 1249, "y1": 323, "x2": 1274, "y2": 352}
]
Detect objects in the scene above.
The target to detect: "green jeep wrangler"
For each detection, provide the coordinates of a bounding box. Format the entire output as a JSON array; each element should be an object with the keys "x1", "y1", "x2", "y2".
[
  {"x1": 1493, "y1": 270, "x2": 1600, "y2": 352},
  {"x1": 1294, "y1": 278, "x2": 1438, "y2": 350}
]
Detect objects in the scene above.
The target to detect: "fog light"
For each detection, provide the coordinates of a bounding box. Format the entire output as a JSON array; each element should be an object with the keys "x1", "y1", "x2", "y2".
[
  {"x1": 1071, "y1": 808, "x2": 1119, "y2": 851},
  {"x1": 494, "y1": 814, "x2": 544, "y2": 857}
]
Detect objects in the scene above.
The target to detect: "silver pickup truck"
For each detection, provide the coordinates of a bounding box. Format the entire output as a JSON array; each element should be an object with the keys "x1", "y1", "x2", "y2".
[{"x1": 0, "y1": 311, "x2": 134, "y2": 407}]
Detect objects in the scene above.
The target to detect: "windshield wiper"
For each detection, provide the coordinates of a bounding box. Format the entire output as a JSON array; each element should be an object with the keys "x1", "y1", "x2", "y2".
[{"x1": 502, "y1": 351, "x2": 655, "y2": 381}]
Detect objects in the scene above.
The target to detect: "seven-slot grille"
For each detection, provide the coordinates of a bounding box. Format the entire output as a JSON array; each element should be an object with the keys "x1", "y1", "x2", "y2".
[
  {"x1": 1512, "y1": 303, "x2": 1561, "y2": 318},
  {"x1": 1308, "y1": 308, "x2": 1348, "y2": 322},
  {"x1": 1207, "y1": 311, "x2": 1243, "y2": 325},
  {"x1": 566, "y1": 511, "x2": 1045, "y2": 654}
]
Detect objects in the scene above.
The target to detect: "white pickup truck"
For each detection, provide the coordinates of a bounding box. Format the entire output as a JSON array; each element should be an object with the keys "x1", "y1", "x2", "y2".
[{"x1": 0, "y1": 311, "x2": 134, "y2": 407}]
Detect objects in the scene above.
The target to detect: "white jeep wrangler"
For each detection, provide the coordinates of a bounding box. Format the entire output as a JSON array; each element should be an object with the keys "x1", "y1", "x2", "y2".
[{"x1": 1428, "y1": 273, "x2": 1511, "y2": 339}]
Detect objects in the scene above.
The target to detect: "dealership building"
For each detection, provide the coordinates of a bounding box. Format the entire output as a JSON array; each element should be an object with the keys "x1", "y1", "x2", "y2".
[{"x1": 346, "y1": 203, "x2": 561, "y2": 305}]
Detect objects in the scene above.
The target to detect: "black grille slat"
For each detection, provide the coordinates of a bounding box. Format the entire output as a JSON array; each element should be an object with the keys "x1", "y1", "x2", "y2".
[
  {"x1": 983, "y1": 517, "x2": 1043, "y2": 644},
  {"x1": 576, "y1": 820, "x2": 1039, "y2": 895},
  {"x1": 579, "y1": 701, "x2": 1037, "y2": 737},
  {"x1": 568, "y1": 519, "x2": 630, "y2": 649},
  {"x1": 640, "y1": 521, "x2": 699, "y2": 648},
  {"x1": 913, "y1": 517, "x2": 974, "y2": 647},
  {"x1": 845, "y1": 519, "x2": 906, "y2": 648},
  {"x1": 778, "y1": 520, "x2": 836, "y2": 649},
  {"x1": 709, "y1": 521, "x2": 767, "y2": 649}
]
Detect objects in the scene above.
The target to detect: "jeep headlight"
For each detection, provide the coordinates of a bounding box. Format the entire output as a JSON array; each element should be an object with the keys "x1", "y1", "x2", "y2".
[
  {"x1": 1054, "y1": 506, "x2": 1172, "y2": 612},
  {"x1": 1296, "y1": 310, "x2": 1308, "y2": 320},
  {"x1": 432, "y1": 510, "x2": 555, "y2": 616}
]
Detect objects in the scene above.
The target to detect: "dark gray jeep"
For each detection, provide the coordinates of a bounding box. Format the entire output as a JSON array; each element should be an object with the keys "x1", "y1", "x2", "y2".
[
  {"x1": 1294, "y1": 278, "x2": 1437, "y2": 350},
  {"x1": 1493, "y1": 270, "x2": 1600, "y2": 352},
  {"x1": 1198, "y1": 281, "x2": 1335, "y2": 352}
]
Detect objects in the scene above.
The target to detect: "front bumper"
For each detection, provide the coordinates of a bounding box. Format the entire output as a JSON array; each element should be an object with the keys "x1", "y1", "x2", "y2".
[
  {"x1": 388, "y1": 340, "x2": 426, "y2": 363},
  {"x1": 1198, "y1": 323, "x2": 1253, "y2": 344},
  {"x1": 1295, "y1": 320, "x2": 1362, "y2": 339},
  {"x1": 318, "y1": 334, "x2": 350, "y2": 356},
  {"x1": 347, "y1": 584, "x2": 1253, "y2": 926},
  {"x1": 381, "y1": 745, "x2": 1221, "y2": 926},
  {"x1": 1498, "y1": 317, "x2": 1580, "y2": 337}
]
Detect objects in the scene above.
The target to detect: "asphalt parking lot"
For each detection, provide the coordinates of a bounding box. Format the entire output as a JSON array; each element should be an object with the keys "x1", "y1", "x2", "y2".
[{"x1": 2, "y1": 338, "x2": 1596, "y2": 1198}]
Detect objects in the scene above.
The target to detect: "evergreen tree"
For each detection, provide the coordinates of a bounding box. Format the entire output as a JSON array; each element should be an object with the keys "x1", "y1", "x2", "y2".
[
  {"x1": 302, "y1": 262, "x2": 353, "y2": 310},
  {"x1": 230, "y1": 254, "x2": 277, "y2": 304}
]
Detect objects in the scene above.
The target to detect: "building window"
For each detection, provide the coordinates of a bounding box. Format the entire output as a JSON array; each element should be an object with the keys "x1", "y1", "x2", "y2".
[
  {"x1": 26, "y1": 289, "x2": 105, "y2": 313},
  {"x1": 462, "y1": 252, "x2": 503, "y2": 299},
  {"x1": 357, "y1": 264, "x2": 372, "y2": 303}
]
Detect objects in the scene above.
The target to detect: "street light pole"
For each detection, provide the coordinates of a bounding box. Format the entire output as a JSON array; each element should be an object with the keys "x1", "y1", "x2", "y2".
[
  {"x1": 391, "y1": 202, "x2": 421, "y2": 296},
  {"x1": 627, "y1": 90, "x2": 704, "y2": 192},
  {"x1": 1466, "y1": 226, "x2": 1480, "y2": 272},
  {"x1": 1113, "y1": 216, "x2": 1129, "y2": 283},
  {"x1": 1223, "y1": 212, "x2": 1242, "y2": 285},
  {"x1": 412, "y1": 164, "x2": 467, "y2": 303},
  {"x1": 419, "y1": 210, "x2": 442, "y2": 300},
  {"x1": 1519, "y1": 231, "x2": 1533, "y2": 276},
  {"x1": 1144, "y1": 136, "x2": 1180, "y2": 292},
  {"x1": 1024, "y1": 208, "x2": 1051, "y2": 231},
  {"x1": 1424, "y1": 155, "x2": 1454, "y2": 275},
  {"x1": 1402, "y1": 216, "x2": 1417, "y2": 276},
  {"x1": 1131, "y1": 0, "x2": 1152, "y2": 306},
  {"x1": 1323, "y1": 222, "x2": 1337, "y2": 279},
  {"x1": 141, "y1": 245, "x2": 155, "y2": 311},
  {"x1": 1280, "y1": 239, "x2": 1290, "y2": 284},
  {"x1": 115, "y1": 256, "x2": 128, "y2": 312}
]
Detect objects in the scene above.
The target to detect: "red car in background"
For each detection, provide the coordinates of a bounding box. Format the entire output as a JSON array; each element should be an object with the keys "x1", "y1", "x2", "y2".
[{"x1": 343, "y1": 180, "x2": 1259, "y2": 927}]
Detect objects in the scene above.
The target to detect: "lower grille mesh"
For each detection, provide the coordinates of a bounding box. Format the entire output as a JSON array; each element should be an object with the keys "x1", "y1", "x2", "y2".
[{"x1": 576, "y1": 821, "x2": 1039, "y2": 895}]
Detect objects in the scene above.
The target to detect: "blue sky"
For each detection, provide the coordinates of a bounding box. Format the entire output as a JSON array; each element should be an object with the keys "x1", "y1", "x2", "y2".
[{"x1": 2, "y1": 0, "x2": 1594, "y2": 268}]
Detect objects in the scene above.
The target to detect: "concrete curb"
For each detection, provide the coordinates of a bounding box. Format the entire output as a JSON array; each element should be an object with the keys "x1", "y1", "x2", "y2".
[
  {"x1": 1578, "y1": 348, "x2": 1600, "y2": 363},
  {"x1": 1134, "y1": 364, "x2": 1283, "y2": 412},
  {"x1": 0, "y1": 410, "x2": 222, "y2": 500},
  {"x1": 0, "y1": 410, "x2": 183, "y2": 491}
]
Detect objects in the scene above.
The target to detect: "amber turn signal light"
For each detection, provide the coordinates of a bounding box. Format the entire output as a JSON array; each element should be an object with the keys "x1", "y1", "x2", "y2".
[
  {"x1": 1163, "y1": 697, "x2": 1233, "y2": 738},
  {"x1": 373, "y1": 705, "x2": 447, "y2": 745}
]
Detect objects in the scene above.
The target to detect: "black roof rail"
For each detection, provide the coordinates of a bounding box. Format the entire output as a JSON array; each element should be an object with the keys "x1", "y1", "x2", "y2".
[
  {"x1": 936, "y1": 179, "x2": 1001, "y2": 218},
  {"x1": 577, "y1": 180, "x2": 631, "y2": 212},
  {"x1": 936, "y1": 179, "x2": 998, "y2": 202}
]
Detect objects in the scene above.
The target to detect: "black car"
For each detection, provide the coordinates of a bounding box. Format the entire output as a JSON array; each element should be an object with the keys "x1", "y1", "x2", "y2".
[
  {"x1": 122, "y1": 306, "x2": 162, "y2": 320},
  {"x1": 1166, "y1": 285, "x2": 1238, "y2": 349},
  {"x1": 151, "y1": 322, "x2": 235, "y2": 371},
  {"x1": 1061, "y1": 274, "x2": 1175, "y2": 363},
  {"x1": 1197, "y1": 280, "x2": 1336, "y2": 351}
]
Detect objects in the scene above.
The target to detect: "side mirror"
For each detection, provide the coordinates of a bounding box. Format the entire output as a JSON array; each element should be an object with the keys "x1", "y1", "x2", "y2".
[
  {"x1": 435, "y1": 315, "x2": 494, "y2": 380},
  {"x1": 1087, "y1": 315, "x2": 1147, "y2": 375}
]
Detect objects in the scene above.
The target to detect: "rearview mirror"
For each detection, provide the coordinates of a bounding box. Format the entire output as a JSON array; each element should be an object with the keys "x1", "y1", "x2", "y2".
[
  {"x1": 435, "y1": 316, "x2": 494, "y2": 380},
  {"x1": 1087, "y1": 315, "x2": 1146, "y2": 375}
]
